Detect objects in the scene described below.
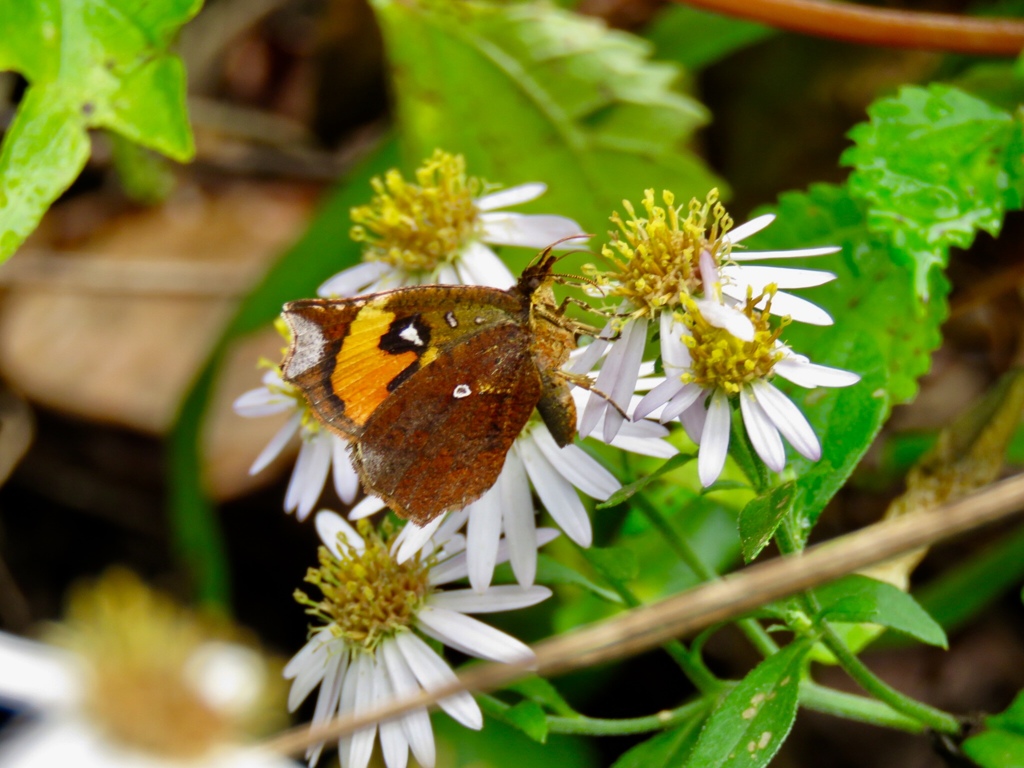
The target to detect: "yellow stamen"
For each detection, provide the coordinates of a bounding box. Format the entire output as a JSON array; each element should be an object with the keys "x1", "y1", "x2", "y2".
[
  {"x1": 350, "y1": 150, "x2": 483, "y2": 272},
  {"x1": 588, "y1": 188, "x2": 734, "y2": 319},
  {"x1": 295, "y1": 521, "x2": 432, "y2": 652}
]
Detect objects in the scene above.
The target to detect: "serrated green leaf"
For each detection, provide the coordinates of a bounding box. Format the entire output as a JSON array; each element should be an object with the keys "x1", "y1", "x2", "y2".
[
  {"x1": 843, "y1": 84, "x2": 1024, "y2": 298},
  {"x1": 611, "y1": 714, "x2": 706, "y2": 768},
  {"x1": 599, "y1": 453, "x2": 695, "y2": 508},
  {"x1": 749, "y1": 184, "x2": 947, "y2": 535},
  {"x1": 507, "y1": 677, "x2": 578, "y2": 717},
  {"x1": 371, "y1": 0, "x2": 721, "y2": 238},
  {"x1": 738, "y1": 483, "x2": 795, "y2": 562},
  {"x1": 686, "y1": 640, "x2": 810, "y2": 768},
  {"x1": 502, "y1": 700, "x2": 549, "y2": 743},
  {"x1": 814, "y1": 575, "x2": 947, "y2": 648},
  {"x1": 0, "y1": 0, "x2": 201, "y2": 260},
  {"x1": 584, "y1": 546, "x2": 639, "y2": 586}
]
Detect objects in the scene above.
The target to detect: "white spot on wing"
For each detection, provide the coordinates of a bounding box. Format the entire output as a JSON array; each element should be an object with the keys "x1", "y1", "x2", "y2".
[
  {"x1": 445, "y1": 311, "x2": 458, "y2": 328},
  {"x1": 453, "y1": 384, "x2": 472, "y2": 399},
  {"x1": 399, "y1": 323, "x2": 425, "y2": 346},
  {"x1": 283, "y1": 313, "x2": 326, "y2": 378}
]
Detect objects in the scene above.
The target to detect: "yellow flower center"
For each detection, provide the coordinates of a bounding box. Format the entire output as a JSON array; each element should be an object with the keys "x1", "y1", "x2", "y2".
[
  {"x1": 54, "y1": 570, "x2": 242, "y2": 759},
  {"x1": 590, "y1": 188, "x2": 733, "y2": 318},
  {"x1": 296, "y1": 522, "x2": 432, "y2": 652},
  {"x1": 350, "y1": 150, "x2": 483, "y2": 273},
  {"x1": 682, "y1": 295, "x2": 786, "y2": 396}
]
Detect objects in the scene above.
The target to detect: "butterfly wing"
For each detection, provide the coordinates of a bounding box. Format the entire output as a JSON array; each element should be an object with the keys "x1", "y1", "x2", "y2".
[
  {"x1": 281, "y1": 286, "x2": 524, "y2": 439},
  {"x1": 353, "y1": 322, "x2": 542, "y2": 525}
]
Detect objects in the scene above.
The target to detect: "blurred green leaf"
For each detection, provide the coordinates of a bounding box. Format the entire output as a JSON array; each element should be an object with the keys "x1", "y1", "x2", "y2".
[
  {"x1": 750, "y1": 184, "x2": 946, "y2": 537},
  {"x1": 109, "y1": 132, "x2": 175, "y2": 204},
  {"x1": 508, "y1": 677, "x2": 579, "y2": 717},
  {"x1": 644, "y1": 6, "x2": 774, "y2": 71},
  {"x1": 964, "y1": 691, "x2": 1024, "y2": 767},
  {"x1": 503, "y1": 700, "x2": 549, "y2": 743},
  {"x1": 738, "y1": 482, "x2": 795, "y2": 562},
  {"x1": 611, "y1": 713, "x2": 706, "y2": 768},
  {"x1": 584, "y1": 545, "x2": 639, "y2": 586},
  {"x1": 685, "y1": 640, "x2": 810, "y2": 767},
  {"x1": 843, "y1": 84, "x2": 1024, "y2": 299},
  {"x1": 371, "y1": 0, "x2": 721, "y2": 238},
  {"x1": 0, "y1": 0, "x2": 200, "y2": 259},
  {"x1": 814, "y1": 575, "x2": 947, "y2": 649}
]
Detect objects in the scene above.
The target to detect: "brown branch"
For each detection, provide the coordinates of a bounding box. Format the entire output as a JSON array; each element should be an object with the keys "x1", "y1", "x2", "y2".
[
  {"x1": 261, "y1": 470, "x2": 1024, "y2": 756},
  {"x1": 674, "y1": 0, "x2": 1024, "y2": 56}
]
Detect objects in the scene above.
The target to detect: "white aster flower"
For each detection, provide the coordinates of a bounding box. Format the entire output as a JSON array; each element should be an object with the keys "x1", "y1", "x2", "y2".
[
  {"x1": 634, "y1": 295, "x2": 860, "y2": 487},
  {"x1": 376, "y1": 386, "x2": 677, "y2": 593},
  {"x1": 234, "y1": 367, "x2": 360, "y2": 521},
  {"x1": 317, "y1": 150, "x2": 586, "y2": 297},
  {"x1": 0, "y1": 570, "x2": 294, "y2": 768},
  {"x1": 574, "y1": 188, "x2": 839, "y2": 442},
  {"x1": 286, "y1": 511, "x2": 552, "y2": 768}
]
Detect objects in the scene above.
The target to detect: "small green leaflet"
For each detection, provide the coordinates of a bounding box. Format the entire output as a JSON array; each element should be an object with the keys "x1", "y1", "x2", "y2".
[
  {"x1": 685, "y1": 640, "x2": 810, "y2": 768},
  {"x1": 963, "y1": 690, "x2": 1024, "y2": 767},
  {"x1": 843, "y1": 84, "x2": 1024, "y2": 299},
  {"x1": 814, "y1": 575, "x2": 947, "y2": 649},
  {"x1": 612, "y1": 714, "x2": 707, "y2": 768},
  {"x1": 0, "y1": 0, "x2": 201, "y2": 260},
  {"x1": 738, "y1": 483, "x2": 795, "y2": 562}
]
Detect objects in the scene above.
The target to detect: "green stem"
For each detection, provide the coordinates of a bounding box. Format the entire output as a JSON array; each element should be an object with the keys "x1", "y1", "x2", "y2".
[
  {"x1": 479, "y1": 694, "x2": 710, "y2": 736},
  {"x1": 634, "y1": 493, "x2": 779, "y2": 658},
  {"x1": 800, "y1": 682, "x2": 925, "y2": 733},
  {"x1": 775, "y1": 519, "x2": 961, "y2": 735}
]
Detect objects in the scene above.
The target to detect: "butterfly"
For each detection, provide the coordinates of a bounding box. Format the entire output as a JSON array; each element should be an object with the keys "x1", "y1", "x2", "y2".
[{"x1": 280, "y1": 251, "x2": 595, "y2": 525}]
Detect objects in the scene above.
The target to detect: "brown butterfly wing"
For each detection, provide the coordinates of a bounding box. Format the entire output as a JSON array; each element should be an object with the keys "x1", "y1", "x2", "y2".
[{"x1": 353, "y1": 322, "x2": 542, "y2": 525}]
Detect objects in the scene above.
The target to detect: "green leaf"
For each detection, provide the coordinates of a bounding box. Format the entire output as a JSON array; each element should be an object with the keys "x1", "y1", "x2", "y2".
[
  {"x1": 507, "y1": 677, "x2": 578, "y2": 718},
  {"x1": 750, "y1": 184, "x2": 947, "y2": 536},
  {"x1": 843, "y1": 84, "x2": 1024, "y2": 298},
  {"x1": 644, "y1": 5, "x2": 774, "y2": 71},
  {"x1": 584, "y1": 546, "x2": 639, "y2": 586},
  {"x1": 502, "y1": 700, "x2": 549, "y2": 743},
  {"x1": 0, "y1": 0, "x2": 201, "y2": 260},
  {"x1": 685, "y1": 640, "x2": 810, "y2": 767},
  {"x1": 964, "y1": 691, "x2": 1024, "y2": 767},
  {"x1": 738, "y1": 483, "x2": 795, "y2": 563},
  {"x1": 611, "y1": 714, "x2": 706, "y2": 768},
  {"x1": 501, "y1": 553, "x2": 623, "y2": 604},
  {"x1": 371, "y1": 0, "x2": 721, "y2": 238},
  {"x1": 814, "y1": 575, "x2": 947, "y2": 648},
  {"x1": 598, "y1": 453, "x2": 694, "y2": 508}
]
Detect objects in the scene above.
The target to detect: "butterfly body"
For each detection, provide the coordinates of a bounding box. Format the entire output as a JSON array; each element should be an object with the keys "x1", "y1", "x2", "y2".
[{"x1": 281, "y1": 256, "x2": 579, "y2": 524}]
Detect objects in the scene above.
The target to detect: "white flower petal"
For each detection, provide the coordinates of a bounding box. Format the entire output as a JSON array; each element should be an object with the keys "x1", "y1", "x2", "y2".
[
  {"x1": 455, "y1": 241, "x2": 516, "y2": 289},
  {"x1": 725, "y1": 213, "x2": 775, "y2": 244},
  {"x1": 730, "y1": 246, "x2": 840, "y2": 261},
  {"x1": 721, "y1": 264, "x2": 836, "y2": 289},
  {"x1": 698, "y1": 391, "x2": 731, "y2": 487},
  {"x1": 374, "y1": 658, "x2": 409, "y2": 768},
  {"x1": 349, "y1": 494, "x2": 388, "y2": 521},
  {"x1": 774, "y1": 357, "x2": 861, "y2": 388},
  {"x1": 739, "y1": 388, "x2": 785, "y2": 472},
  {"x1": 233, "y1": 388, "x2": 291, "y2": 417},
  {"x1": 480, "y1": 213, "x2": 586, "y2": 249},
  {"x1": 307, "y1": 650, "x2": 347, "y2": 764},
  {"x1": 429, "y1": 526, "x2": 558, "y2": 587},
  {"x1": 315, "y1": 510, "x2": 364, "y2": 557},
  {"x1": 332, "y1": 439, "x2": 361, "y2": 506},
  {"x1": 395, "y1": 516, "x2": 446, "y2": 564},
  {"x1": 580, "y1": 316, "x2": 647, "y2": 439},
  {"x1": 606, "y1": 429, "x2": 678, "y2": 459},
  {"x1": 694, "y1": 298, "x2": 755, "y2": 342},
  {"x1": 466, "y1": 486, "x2": 503, "y2": 593},
  {"x1": 659, "y1": 384, "x2": 705, "y2": 424},
  {"x1": 285, "y1": 434, "x2": 332, "y2": 520},
  {"x1": 518, "y1": 437, "x2": 592, "y2": 546},
  {"x1": 250, "y1": 412, "x2": 301, "y2": 475},
  {"x1": 659, "y1": 313, "x2": 692, "y2": 372},
  {"x1": 318, "y1": 261, "x2": 393, "y2": 298},
  {"x1": 722, "y1": 285, "x2": 834, "y2": 326},
  {"x1": 341, "y1": 653, "x2": 377, "y2": 768},
  {"x1": 285, "y1": 631, "x2": 333, "y2": 712},
  {"x1": 394, "y1": 633, "x2": 481, "y2": 729},
  {"x1": 680, "y1": 399, "x2": 707, "y2": 444},
  {"x1": 476, "y1": 182, "x2": 547, "y2": 211},
  {"x1": 567, "y1": 322, "x2": 613, "y2": 375},
  {"x1": 429, "y1": 585, "x2": 551, "y2": 614},
  {"x1": 0, "y1": 633, "x2": 79, "y2": 711},
  {"x1": 752, "y1": 380, "x2": 821, "y2": 461},
  {"x1": 434, "y1": 263, "x2": 460, "y2": 285},
  {"x1": 530, "y1": 426, "x2": 618, "y2": 500},
  {"x1": 497, "y1": 447, "x2": 538, "y2": 587},
  {"x1": 416, "y1": 607, "x2": 534, "y2": 664},
  {"x1": 634, "y1": 377, "x2": 686, "y2": 420},
  {"x1": 380, "y1": 641, "x2": 435, "y2": 768}
]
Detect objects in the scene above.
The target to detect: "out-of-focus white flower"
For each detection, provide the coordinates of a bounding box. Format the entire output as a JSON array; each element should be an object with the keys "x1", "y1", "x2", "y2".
[
  {"x1": 286, "y1": 512, "x2": 551, "y2": 768},
  {"x1": 0, "y1": 570, "x2": 294, "y2": 768},
  {"x1": 317, "y1": 150, "x2": 586, "y2": 297}
]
